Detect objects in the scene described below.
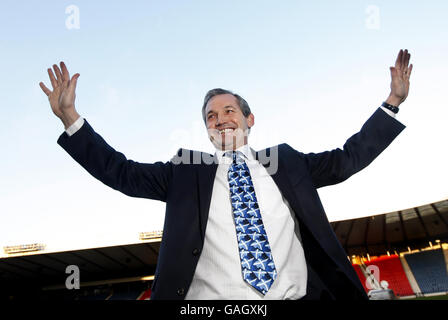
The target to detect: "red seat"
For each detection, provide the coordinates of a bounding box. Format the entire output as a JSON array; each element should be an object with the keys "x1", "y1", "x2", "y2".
[
  {"x1": 352, "y1": 263, "x2": 369, "y2": 293},
  {"x1": 364, "y1": 255, "x2": 414, "y2": 297},
  {"x1": 138, "y1": 288, "x2": 152, "y2": 300}
]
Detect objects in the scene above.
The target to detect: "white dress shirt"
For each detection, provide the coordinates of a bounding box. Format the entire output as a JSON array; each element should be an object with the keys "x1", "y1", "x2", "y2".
[
  {"x1": 185, "y1": 144, "x2": 308, "y2": 300},
  {"x1": 64, "y1": 107, "x2": 397, "y2": 300}
]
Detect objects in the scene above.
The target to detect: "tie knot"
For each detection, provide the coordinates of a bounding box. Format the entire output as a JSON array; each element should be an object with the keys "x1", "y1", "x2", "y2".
[{"x1": 225, "y1": 151, "x2": 245, "y2": 164}]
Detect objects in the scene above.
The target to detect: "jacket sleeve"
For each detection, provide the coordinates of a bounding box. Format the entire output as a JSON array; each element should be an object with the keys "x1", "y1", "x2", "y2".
[
  {"x1": 301, "y1": 108, "x2": 406, "y2": 189},
  {"x1": 57, "y1": 119, "x2": 173, "y2": 201}
]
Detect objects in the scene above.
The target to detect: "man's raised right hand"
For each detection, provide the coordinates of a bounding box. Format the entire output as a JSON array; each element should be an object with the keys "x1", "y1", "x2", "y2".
[{"x1": 39, "y1": 61, "x2": 80, "y2": 129}]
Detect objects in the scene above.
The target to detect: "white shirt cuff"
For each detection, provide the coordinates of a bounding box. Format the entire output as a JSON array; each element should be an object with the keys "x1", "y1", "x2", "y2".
[
  {"x1": 380, "y1": 106, "x2": 397, "y2": 118},
  {"x1": 65, "y1": 117, "x2": 85, "y2": 136}
]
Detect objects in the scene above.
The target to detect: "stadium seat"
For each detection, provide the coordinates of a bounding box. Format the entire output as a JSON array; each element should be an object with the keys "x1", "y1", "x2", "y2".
[
  {"x1": 404, "y1": 249, "x2": 448, "y2": 294},
  {"x1": 352, "y1": 264, "x2": 369, "y2": 293},
  {"x1": 138, "y1": 288, "x2": 152, "y2": 300},
  {"x1": 364, "y1": 255, "x2": 414, "y2": 297},
  {"x1": 108, "y1": 285, "x2": 145, "y2": 300},
  {"x1": 77, "y1": 291, "x2": 111, "y2": 301}
]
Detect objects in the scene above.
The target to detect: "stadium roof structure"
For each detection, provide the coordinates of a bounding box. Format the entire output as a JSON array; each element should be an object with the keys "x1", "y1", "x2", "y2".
[
  {"x1": 330, "y1": 198, "x2": 448, "y2": 257},
  {"x1": 0, "y1": 238, "x2": 160, "y2": 296},
  {"x1": 2, "y1": 199, "x2": 448, "y2": 297}
]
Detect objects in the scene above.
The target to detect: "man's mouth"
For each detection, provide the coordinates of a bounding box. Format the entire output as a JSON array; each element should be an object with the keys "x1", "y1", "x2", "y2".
[{"x1": 218, "y1": 128, "x2": 235, "y2": 134}]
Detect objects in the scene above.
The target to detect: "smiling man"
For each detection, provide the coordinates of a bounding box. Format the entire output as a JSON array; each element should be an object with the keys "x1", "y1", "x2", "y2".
[
  {"x1": 40, "y1": 49, "x2": 412, "y2": 300},
  {"x1": 203, "y1": 90, "x2": 254, "y2": 151}
]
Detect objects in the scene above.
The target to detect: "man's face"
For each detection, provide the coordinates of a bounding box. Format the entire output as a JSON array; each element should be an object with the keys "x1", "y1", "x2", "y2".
[{"x1": 205, "y1": 94, "x2": 254, "y2": 151}]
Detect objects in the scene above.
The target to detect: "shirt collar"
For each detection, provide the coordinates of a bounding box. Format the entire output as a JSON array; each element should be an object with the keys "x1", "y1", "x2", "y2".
[{"x1": 215, "y1": 144, "x2": 256, "y2": 164}]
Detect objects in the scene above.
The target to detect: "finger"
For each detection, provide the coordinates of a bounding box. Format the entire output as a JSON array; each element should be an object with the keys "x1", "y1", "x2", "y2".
[
  {"x1": 400, "y1": 49, "x2": 407, "y2": 71},
  {"x1": 404, "y1": 52, "x2": 411, "y2": 73},
  {"x1": 403, "y1": 50, "x2": 410, "y2": 70},
  {"x1": 68, "y1": 73, "x2": 80, "y2": 92},
  {"x1": 401, "y1": 49, "x2": 408, "y2": 67},
  {"x1": 395, "y1": 49, "x2": 403, "y2": 69},
  {"x1": 60, "y1": 61, "x2": 70, "y2": 82},
  {"x1": 53, "y1": 64, "x2": 63, "y2": 84},
  {"x1": 39, "y1": 82, "x2": 52, "y2": 96},
  {"x1": 47, "y1": 68, "x2": 58, "y2": 89},
  {"x1": 406, "y1": 64, "x2": 413, "y2": 77}
]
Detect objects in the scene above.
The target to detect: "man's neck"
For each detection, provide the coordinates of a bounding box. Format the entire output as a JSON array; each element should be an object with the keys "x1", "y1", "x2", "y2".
[{"x1": 215, "y1": 144, "x2": 254, "y2": 162}]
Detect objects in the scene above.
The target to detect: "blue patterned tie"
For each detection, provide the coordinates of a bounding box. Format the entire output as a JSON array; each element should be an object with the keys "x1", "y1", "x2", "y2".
[{"x1": 227, "y1": 151, "x2": 277, "y2": 295}]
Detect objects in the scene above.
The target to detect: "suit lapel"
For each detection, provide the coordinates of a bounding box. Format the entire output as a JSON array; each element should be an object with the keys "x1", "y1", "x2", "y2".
[
  {"x1": 256, "y1": 147, "x2": 356, "y2": 281},
  {"x1": 255, "y1": 147, "x2": 298, "y2": 216},
  {"x1": 255, "y1": 147, "x2": 321, "y2": 236},
  {"x1": 196, "y1": 152, "x2": 218, "y2": 241}
]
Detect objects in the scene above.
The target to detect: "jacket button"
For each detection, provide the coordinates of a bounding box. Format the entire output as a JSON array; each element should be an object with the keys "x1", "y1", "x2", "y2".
[
  {"x1": 177, "y1": 288, "x2": 185, "y2": 296},
  {"x1": 192, "y1": 248, "x2": 200, "y2": 256}
]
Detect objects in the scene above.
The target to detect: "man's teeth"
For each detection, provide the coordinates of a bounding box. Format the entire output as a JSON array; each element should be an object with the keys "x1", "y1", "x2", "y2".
[{"x1": 219, "y1": 128, "x2": 234, "y2": 134}]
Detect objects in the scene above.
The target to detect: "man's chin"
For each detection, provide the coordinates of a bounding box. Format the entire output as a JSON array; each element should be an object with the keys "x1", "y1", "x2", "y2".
[
  {"x1": 215, "y1": 141, "x2": 245, "y2": 151},
  {"x1": 209, "y1": 134, "x2": 247, "y2": 151},
  {"x1": 220, "y1": 144, "x2": 237, "y2": 151},
  {"x1": 210, "y1": 141, "x2": 233, "y2": 151}
]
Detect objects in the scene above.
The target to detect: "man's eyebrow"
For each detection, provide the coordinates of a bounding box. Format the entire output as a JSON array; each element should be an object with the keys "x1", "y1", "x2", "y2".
[{"x1": 206, "y1": 105, "x2": 235, "y2": 115}]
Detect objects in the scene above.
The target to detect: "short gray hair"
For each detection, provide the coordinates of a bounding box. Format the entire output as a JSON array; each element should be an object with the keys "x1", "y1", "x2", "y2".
[{"x1": 201, "y1": 88, "x2": 251, "y2": 123}]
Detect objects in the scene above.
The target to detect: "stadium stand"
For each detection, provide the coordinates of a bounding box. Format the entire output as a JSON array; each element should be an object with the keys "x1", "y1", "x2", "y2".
[
  {"x1": 399, "y1": 255, "x2": 421, "y2": 295},
  {"x1": 2, "y1": 199, "x2": 448, "y2": 300},
  {"x1": 37, "y1": 281, "x2": 152, "y2": 301},
  {"x1": 404, "y1": 248, "x2": 448, "y2": 294},
  {"x1": 108, "y1": 282, "x2": 148, "y2": 300},
  {"x1": 138, "y1": 288, "x2": 152, "y2": 300},
  {"x1": 77, "y1": 287, "x2": 112, "y2": 301},
  {"x1": 364, "y1": 255, "x2": 414, "y2": 297},
  {"x1": 352, "y1": 264, "x2": 369, "y2": 292}
]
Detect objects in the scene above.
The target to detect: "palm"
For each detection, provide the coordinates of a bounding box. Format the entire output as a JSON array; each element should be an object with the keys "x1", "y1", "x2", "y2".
[
  {"x1": 389, "y1": 49, "x2": 413, "y2": 104},
  {"x1": 39, "y1": 62, "x2": 80, "y2": 118}
]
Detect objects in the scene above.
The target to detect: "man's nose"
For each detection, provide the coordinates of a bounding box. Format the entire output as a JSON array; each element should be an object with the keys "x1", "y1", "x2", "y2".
[{"x1": 215, "y1": 113, "x2": 225, "y2": 127}]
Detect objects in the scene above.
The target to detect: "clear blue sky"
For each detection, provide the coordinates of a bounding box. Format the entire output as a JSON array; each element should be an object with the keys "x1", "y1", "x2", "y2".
[{"x1": 1, "y1": 1, "x2": 447, "y2": 253}]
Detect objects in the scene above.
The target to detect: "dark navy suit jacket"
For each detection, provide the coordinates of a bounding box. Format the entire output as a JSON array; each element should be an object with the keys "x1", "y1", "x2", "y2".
[{"x1": 57, "y1": 108, "x2": 405, "y2": 300}]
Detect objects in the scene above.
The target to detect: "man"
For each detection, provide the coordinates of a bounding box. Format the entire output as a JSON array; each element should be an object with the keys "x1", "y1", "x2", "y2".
[{"x1": 39, "y1": 49, "x2": 413, "y2": 300}]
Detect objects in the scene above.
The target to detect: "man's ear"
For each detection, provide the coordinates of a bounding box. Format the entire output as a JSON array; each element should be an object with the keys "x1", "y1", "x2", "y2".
[{"x1": 247, "y1": 113, "x2": 255, "y2": 128}]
